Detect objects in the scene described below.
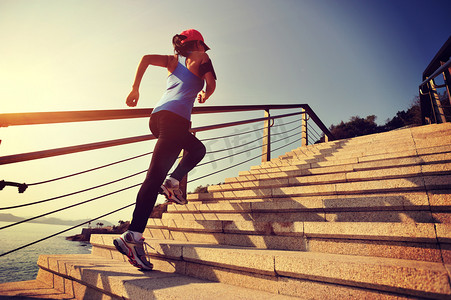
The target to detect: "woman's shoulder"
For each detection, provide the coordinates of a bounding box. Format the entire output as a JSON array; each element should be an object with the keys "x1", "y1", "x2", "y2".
[{"x1": 189, "y1": 51, "x2": 210, "y2": 63}]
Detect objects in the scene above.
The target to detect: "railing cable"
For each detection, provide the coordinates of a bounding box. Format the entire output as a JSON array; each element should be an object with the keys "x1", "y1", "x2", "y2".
[
  {"x1": 0, "y1": 131, "x2": 302, "y2": 256},
  {"x1": 198, "y1": 126, "x2": 301, "y2": 168},
  {"x1": 0, "y1": 183, "x2": 141, "y2": 231},
  {"x1": 1, "y1": 121, "x2": 297, "y2": 208},
  {"x1": 205, "y1": 122, "x2": 301, "y2": 155},
  {"x1": 0, "y1": 105, "x2": 333, "y2": 258},
  {"x1": 307, "y1": 127, "x2": 322, "y2": 144},
  {"x1": 28, "y1": 151, "x2": 152, "y2": 186},
  {"x1": 190, "y1": 135, "x2": 302, "y2": 183},
  {"x1": 6, "y1": 116, "x2": 302, "y2": 189},
  {"x1": 199, "y1": 115, "x2": 300, "y2": 142},
  {"x1": 309, "y1": 124, "x2": 321, "y2": 138},
  {"x1": 1, "y1": 129, "x2": 302, "y2": 253},
  {"x1": 0, "y1": 171, "x2": 146, "y2": 210}
]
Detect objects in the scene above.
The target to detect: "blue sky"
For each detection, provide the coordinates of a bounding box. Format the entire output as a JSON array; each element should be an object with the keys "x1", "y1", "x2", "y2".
[
  {"x1": 0, "y1": 0, "x2": 450, "y2": 222},
  {"x1": 1, "y1": 0, "x2": 450, "y2": 121}
]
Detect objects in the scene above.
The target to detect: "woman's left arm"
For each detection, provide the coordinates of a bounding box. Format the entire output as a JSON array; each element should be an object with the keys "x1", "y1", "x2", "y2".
[
  {"x1": 126, "y1": 55, "x2": 171, "y2": 107},
  {"x1": 131, "y1": 55, "x2": 170, "y2": 90}
]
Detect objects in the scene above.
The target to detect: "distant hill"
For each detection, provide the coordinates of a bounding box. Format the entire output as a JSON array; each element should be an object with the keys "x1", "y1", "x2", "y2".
[
  {"x1": 0, "y1": 213, "x2": 114, "y2": 227},
  {"x1": 0, "y1": 213, "x2": 23, "y2": 223}
]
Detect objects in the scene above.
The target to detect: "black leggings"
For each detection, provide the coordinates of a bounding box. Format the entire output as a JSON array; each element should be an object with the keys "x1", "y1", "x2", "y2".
[{"x1": 128, "y1": 110, "x2": 206, "y2": 233}]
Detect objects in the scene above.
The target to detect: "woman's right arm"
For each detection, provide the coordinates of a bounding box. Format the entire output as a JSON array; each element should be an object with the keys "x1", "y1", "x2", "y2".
[
  {"x1": 197, "y1": 54, "x2": 217, "y2": 103},
  {"x1": 126, "y1": 55, "x2": 172, "y2": 107},
  {"x1": 203, "y1": 72, "x2": 216, "y2": 102},
  {"x1": 197, "y1": 72, "x2": 216, "y2": 104}
]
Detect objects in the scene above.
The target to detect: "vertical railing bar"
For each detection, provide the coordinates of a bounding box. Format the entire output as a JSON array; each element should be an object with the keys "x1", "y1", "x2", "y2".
[
  {"x1": 427, "y1": 81, "x2": 438, "y2": 124},
  {"x1": 441, "y1": 61, "x2": 451, "y2": 110},
  {"x1": 429, "y1": 79, "x2": 446, "y2": 123},
  {"x1": 262, "y1": 109, "x2": 271, "y2": 162},
  {"x1": 301, "y1": 108, "x2": 308, "y2": 147}
]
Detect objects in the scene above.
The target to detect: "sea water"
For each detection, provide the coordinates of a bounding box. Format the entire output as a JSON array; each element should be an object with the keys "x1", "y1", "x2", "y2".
[{"x1": 0, "y1": 221, "x2": 92, "y2": 283}]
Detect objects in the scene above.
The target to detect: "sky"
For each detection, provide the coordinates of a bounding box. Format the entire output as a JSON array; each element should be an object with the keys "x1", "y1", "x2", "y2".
[{"x1": 0, "y1": 0, "x2": 450, "y2": 225}]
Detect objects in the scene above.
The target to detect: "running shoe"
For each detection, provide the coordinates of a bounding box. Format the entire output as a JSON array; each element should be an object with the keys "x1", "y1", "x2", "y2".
[
  {"x1": 113, "y1": 231, "x2": 153, "y2": 271},
  {"x1": 159, "y1": 179, "x2": 188, "y2": 205}
]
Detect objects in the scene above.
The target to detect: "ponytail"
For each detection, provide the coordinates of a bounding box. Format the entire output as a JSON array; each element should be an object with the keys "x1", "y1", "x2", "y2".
[{"x1": 172, "y1": 34, "x2": 197, "y2": 56}]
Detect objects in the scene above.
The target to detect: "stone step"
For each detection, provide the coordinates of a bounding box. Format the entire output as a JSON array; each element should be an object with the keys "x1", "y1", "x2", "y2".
[
  {"x1": 239, "y1": 156, "x2": 413, "y2": 181},
  {"x1": 286, "y1": 128, "x2": 451, "y2": 158},
  {"x1": 187, "y1": 175, "x2": 451, "y2": 204},
  {"x1": 139, "y1": 219, "x2": 450, "y2": 262},
  {"x1": 179, "y1": 192, "x2": 450, "y2": 228},
  {"x1": 90, "y1": 237, "x2": 451, "y2": 299},
  {"x1": 275, "y1": 125, "x2": 451, "y2": 158},
  {"x1": 301, "y1": 126, "x2": 419, "y2": 147},
  {"x1": 237, "y1": 149, "x2": 451, "y2": 183},
  {"x1": 162, "y1": 208, "x2": 440, "y2": 225},
  {"x1": 180, "y1": 191, "x2": 451, "y2": 214},
  {"x1": 213, "y1": 163, "x2": 451, "y2": 193},
  {"x1": 145, "y1": 220, "x2": 442, "y2": 243},
  {"x1": 229, "y1": 155, "x2": 451, "y2": 198},
  {"x1": 0, "y1": 280, "x2": 75, "y2": 299},
  {"x1": 251, "y1": 144, "x2": 451, "y2": 176},
  {"x1": 279, "y1": 139, "x2": 417, "y2": 161},
  {"x1": 36, "y1": 254, "x2": 296, "y2": 300},
  {"x1": 166, "y1": 192, "x2": 450, "y2": 223},
  {"x1": 289, "y1": 124, "x2": 442, "y2": 148},
  {"x1": 185, "y1": 191, "x2": 451, "y2": 220},
  {"x1": 141, "y1": 229, "x2": 445, "y2": 263},
  {"x1": 320, "y1": 124, "x2": 451, "y2": 148}
]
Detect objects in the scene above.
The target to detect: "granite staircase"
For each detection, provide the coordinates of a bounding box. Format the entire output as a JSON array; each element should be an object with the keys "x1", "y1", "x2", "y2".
[{"x1": 6, "y1": 123, "x2": 451, "y2": 299}]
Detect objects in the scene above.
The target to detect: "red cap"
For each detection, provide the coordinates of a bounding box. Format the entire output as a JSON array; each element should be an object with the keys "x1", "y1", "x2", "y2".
[{"x1": 180, "y1": 29, "x2": 210, "y2": 50}]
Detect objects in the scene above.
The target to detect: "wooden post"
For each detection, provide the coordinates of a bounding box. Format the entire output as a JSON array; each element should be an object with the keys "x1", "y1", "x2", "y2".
[
  {"x1": 262, "y1": 109, "x2": 271, "y2": 162},
  {"x1": 301, "y1": 108, "x2": 308, "y2": 147}
]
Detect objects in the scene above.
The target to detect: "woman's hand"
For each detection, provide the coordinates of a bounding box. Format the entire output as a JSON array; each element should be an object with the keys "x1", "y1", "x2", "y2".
[
  {"x1": 197, "y1": 90, "x2": 206, "y2": 103},
  {"x1": 126, "y1": 89, "x2": 139, "y2": 107}
]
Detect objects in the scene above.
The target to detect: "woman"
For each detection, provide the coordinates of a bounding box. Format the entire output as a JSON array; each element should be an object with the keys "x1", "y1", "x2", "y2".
[{"x1": 114, "y1": 29, "x2": 216, "y2": 270}]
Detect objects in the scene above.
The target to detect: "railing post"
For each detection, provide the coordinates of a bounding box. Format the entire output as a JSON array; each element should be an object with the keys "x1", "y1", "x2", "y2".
[
  {"x1": 262, "y1": 109, "x2": 271, "y2": 162},
  {"x1": 441, "y1": 61, "x2": 451, "y2": 111},
  {"x1": 427, "y1": 80, "x2": 446, "y2": 123},
  {"x1": 301, "y1": 108, "x2": 308, "y2": 146}
]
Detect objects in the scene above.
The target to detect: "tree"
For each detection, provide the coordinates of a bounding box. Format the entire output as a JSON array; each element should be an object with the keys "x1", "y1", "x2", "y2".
[
  {"x1": 383, "y1": 96, "x2": 422, "y2": 131},
  {"x1": 319, "y1": 96, "x2": 424, "y2": 142},
  {"x1": 328, "y1": 115, "x2": 382, "y2": 140}
]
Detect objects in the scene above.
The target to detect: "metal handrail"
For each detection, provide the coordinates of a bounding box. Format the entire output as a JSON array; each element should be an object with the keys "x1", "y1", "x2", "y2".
[
  {"x1": 419, "y1": 58, "x2": 451, "y2": 90},
  {"x1": 0, "y1": 104, "x2": 333, "y2": 257},
  {"x1": 419, "y1": 36, "x2": 451, "y2": 124},
  {"x1": 0, "y1": 104, "x2": 334, "y2": 165},
  {"x1": 0, "y1": 105, "x2": 308, "y2": 127},
  {"x1": 0, "y1": 104, "x2": 330, "y2": 132}
]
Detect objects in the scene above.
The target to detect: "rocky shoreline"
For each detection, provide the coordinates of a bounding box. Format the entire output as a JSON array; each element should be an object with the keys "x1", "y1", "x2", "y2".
[
  {"x1": 66, "y1": 203, "x2": 168, "y2": 242},
  {"x1": 66, "y1": 222, "x2": 130, "y2": 242}
]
